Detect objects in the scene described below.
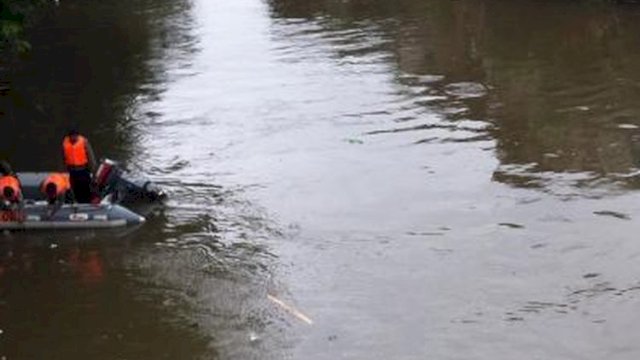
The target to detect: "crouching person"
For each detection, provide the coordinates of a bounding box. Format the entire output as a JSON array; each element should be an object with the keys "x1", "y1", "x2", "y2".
[
  {"x1": 0, "y1": 161, "x2": 22, "y2": 210},
  {"x1": 41, "y1": 173, "x2": 72, "y2": 205}
]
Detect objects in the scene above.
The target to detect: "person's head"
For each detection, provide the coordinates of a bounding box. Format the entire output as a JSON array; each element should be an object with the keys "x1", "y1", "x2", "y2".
[
  {"x1": 0, "y1": 160, "x2": 13, "y2": 176},
  {"x1": 3, "y1": 186, "x2": 15, "y2": 202},
  {"x1": 45, "y1": 182, "x2": 58, "y2": 204},
  {"x1": 67, "y1": 127, "x2": 80, "y2": 143}
]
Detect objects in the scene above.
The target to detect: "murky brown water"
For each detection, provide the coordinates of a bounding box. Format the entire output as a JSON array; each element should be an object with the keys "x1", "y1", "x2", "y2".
[{"x1": 3, "y1": 0, "x2": 640, "y2": 358}]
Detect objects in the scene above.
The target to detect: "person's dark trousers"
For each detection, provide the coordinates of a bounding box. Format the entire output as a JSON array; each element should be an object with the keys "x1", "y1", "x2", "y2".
[{"x1": 68, "y1": 168, "x2": 92, "y2": 203}]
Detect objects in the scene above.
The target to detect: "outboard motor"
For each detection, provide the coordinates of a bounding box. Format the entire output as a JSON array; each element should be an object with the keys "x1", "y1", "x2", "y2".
[
  {"x1": 95, "y1": 159, "x2": 166, "y2": 203},
  {"x1": 94, "y1": 159, "x2": 119, "y2": 192}
]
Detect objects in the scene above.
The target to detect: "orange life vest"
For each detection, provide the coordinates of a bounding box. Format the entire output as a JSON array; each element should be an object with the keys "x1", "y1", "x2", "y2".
[
  {"x1": 63, "y1": 135, "x2": 89, "y2": 167},
  {"x1": 41, "y1": 172, "x2": 71, "y2": 196},
  {"x1": 0, "y1": 175, "x2": 21, "y2": 201}
]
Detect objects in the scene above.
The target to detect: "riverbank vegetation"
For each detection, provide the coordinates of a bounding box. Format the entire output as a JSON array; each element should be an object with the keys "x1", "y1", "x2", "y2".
[{"x1": 0, "y1": 0, "x2": 52, "y2": 52}]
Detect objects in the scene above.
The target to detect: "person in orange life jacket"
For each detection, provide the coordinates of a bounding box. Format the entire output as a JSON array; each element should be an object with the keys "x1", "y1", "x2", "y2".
[
  {"x1": 0, "y1": 160, "x2": 22, "y2": 207},
  {"x1": 40, "y1": 172, "x2": 72, "y2": 205},
  {"x1": 62, "y1": 128, "x2": 97, "y2": 203}
]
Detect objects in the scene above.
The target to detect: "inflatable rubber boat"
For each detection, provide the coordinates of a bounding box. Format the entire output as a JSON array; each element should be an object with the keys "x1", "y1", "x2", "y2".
[
  {"x1": 0, "y1": 202, "x2": 146, "y2": 230},
  {"x1": 0, "y1": 159, "x2": 165, "y2": 230}
]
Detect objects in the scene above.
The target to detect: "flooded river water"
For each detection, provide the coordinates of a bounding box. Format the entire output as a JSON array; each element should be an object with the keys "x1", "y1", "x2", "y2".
[{"x1": 3, "y1": 0, "x2": 640, "y2": 358}]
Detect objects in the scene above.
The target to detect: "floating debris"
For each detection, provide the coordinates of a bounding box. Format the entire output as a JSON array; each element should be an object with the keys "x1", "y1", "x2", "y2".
[
  {"x1": 248, "y1": 331, "x2": 260, "y2": 342},
  {"x1": 593, "y1": 210, "x2": 630, "y2": 220},
  {"x1": 498, "y1": 223, "x2": 525, "y2": 229},
  {"x1": 617, "y1": 124, "x2": 639, "y2": 130},
  {"x1": 267, "y1": 294, "x2": 313, "y2": 325}
]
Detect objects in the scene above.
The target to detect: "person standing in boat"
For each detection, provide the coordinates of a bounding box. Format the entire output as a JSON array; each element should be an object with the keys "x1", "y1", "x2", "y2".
[
  {"x1": 62, "y1": 128, "x2": 97, "y2": 203},
  {"x1": 0, "y1": 161, "x2": 23, "y2": 208}
]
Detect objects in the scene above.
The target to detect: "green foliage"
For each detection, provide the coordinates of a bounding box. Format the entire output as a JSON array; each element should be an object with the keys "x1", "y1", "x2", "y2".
[{"x1": 0, "y1": 0, "x2": 49, "y2": 52}]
